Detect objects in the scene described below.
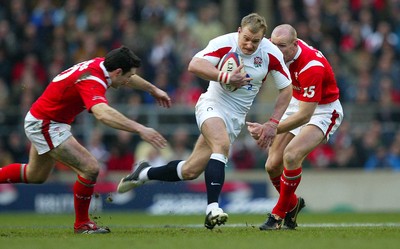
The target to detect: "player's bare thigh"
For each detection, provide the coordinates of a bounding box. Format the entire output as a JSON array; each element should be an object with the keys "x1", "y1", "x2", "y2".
[
  {"x1": 181, "y1": 135, "x2": 212, "y2": 179},
  {"x1": 284, "y1": 124, "x2": 325, "y2": 169},
  {"x1": 47, "y1": 136, "x2": 99, "y2": 180},
  {"x1": 200, "y1": 117, "x2": 230, "y2": 155},
  {"x1": 25, "y1": 145, "x2": 56, "y2": 183}
]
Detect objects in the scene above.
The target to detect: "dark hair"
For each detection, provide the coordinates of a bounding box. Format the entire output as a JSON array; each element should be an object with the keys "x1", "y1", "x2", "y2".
[{"x1": 104, "y1": 46, "x2": 141, "y2": 74}]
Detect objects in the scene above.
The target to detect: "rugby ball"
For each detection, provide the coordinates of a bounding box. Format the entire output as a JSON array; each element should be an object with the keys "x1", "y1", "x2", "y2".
[{"x1": 217, "y1": 52, "x2": 244, "y2": 92}]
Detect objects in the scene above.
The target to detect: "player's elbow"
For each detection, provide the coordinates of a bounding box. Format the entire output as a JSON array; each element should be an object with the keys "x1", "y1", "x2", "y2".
[
  {"x1": 91, "y1": 103, "x2": 111, "y2": 122},
  {"x1": 300, "y1": 113, "x2": 313, "y2": 124},
  {"x1": 187, "y1": 57, "x2": 204, "y2": 75},
  {"x1": 187, "y1": 60, "x2": 196, "y2": 74},
  {"x1": 92, "y1": 111, "x2": 107, "y2": 124}
]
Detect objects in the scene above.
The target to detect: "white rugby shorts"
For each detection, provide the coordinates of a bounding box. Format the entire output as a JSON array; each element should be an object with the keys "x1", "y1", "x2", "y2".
[
  {"x1": 282, "y1": 97, "x2": 343, "y2": 141},
  {"x1": 195, "y1": 95, "x2": 244, "y2": 144},
  {"x1": 24, "y1": 111, "x2": 72, "y2": 155}
]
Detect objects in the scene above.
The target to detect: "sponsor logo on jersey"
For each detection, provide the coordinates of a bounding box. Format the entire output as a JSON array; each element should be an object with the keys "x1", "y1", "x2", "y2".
[{"x1": 92, "y1": 96, "x2": 107, "y2": 101}]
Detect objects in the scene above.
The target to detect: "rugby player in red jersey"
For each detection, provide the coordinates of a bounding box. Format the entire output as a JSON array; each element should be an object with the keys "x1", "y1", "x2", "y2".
[
  {"x1": 0, "y1": 46, "x2": 171, "y2": 234},
  {"x1": 247, "y1": 24, "x2": 344, "y2": 230}
]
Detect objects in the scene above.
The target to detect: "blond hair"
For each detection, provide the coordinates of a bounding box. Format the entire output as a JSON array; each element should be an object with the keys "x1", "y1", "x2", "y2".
[{"x1": 240, "y1": 13, "x2": 268, "y2": 36}]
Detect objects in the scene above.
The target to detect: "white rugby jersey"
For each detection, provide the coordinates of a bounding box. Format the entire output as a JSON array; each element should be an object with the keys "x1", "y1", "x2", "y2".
[{"x1": 194, "y1": 32, "x2": 291, "y2": 115}]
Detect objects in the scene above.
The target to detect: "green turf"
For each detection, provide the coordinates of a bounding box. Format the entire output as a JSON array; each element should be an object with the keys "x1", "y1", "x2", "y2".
[{"x1": 0, "y1": 212, "x2": 399, "y2": 249}]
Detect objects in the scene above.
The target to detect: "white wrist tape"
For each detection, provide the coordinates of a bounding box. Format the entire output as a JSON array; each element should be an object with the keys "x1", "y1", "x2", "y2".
[{"x1": 218, "y1": 71, "x2": 231, "y2": 84}]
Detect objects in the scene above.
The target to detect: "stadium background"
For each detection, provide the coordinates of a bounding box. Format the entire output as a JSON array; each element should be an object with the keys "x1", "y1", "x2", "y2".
[{"x1": 0, "y1": 0, "x2": 399, "y2": 213}]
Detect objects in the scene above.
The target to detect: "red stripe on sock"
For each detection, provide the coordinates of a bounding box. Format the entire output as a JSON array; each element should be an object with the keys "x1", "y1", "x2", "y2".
[{"x1": 22, "y1": 164, "x2": 28, "y2": 183}]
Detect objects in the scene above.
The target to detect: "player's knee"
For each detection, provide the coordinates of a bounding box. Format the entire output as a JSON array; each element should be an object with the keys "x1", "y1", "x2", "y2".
[
  {"x1": 221, "y1": 144, "x2": 230, "y2": 156},
  {"x1": 81, "y1": 160, "x2": 100, "y2": 181},
  {"x1": 266, "y1": 163, "x2": 282, "y2": 176},
  {"x1": 266, "y1": 155, "x2": 283, "y2": 176},
  {"x1": 84, "y1": 166, "x2": 99, "y2": 181},
  {"x1": 283, "y1": 149, "x2": 302, "y2": 167}
]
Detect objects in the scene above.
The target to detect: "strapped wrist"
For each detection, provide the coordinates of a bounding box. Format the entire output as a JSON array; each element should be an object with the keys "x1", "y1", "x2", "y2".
[
  {"x1": 218, "y1": 71, "x2": 231, "y2": 84},
  {"x1": 269, "y1": 118, "x2": 280, "y2": 125}
]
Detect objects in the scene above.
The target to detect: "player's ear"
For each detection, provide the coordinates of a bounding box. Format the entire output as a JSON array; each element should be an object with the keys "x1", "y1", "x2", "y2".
[
  {"x1": 238, "y1": 27, "x2": 241, "y2": 33},
  {"x1": 116, "y1": 68, "x2": 123, "y2": 76}
]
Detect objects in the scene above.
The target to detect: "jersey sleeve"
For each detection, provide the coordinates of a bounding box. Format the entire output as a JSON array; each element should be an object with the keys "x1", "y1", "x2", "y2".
[
  {"x1": 75, "y1": 79, "x2": 108, "y2": 112},
  {"x1": 267, "y1": 53, "x2": 292, "y2": 90},
  {"x1": 193, "y1": 36, "x2": 233, "y2": 66}
]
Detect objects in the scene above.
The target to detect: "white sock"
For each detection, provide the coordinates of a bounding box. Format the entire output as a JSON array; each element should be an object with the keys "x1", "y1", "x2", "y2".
[
  {"x1": 176, "y1": 161, "x2": 185, "y2": 180},
  {"x1": 138, "y1": 167, "x2": 150, "y2": 181},
  {"x1": 210, "y1": 153, "x2": 228, "y2": 164},
  {"x1": 206, "y1": 202, "x2": 219, "y2": 214}
]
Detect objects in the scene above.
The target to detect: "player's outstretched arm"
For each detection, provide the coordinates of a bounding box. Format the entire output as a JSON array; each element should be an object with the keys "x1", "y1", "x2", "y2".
[
  {"x1": 127, "y1": 74, "x2": 172, "y2": 108},
  {"x1": 91, "y1": 103, "x2": 167, "y2": 149}
]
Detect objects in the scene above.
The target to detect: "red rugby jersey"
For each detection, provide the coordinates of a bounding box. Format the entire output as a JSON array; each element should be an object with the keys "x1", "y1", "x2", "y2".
[
  {"x1": 289, "y1": 40, "x2": 339, "y2": 104},
  {"x1": 30, "y1": 58, "x2": 111, "y2": 124}
]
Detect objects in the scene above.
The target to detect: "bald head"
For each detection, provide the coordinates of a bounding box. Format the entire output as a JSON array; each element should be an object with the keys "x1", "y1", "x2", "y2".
[
  {"x1": 270, "y1": 24, "x2": 298, "y2": 63},
  {"x1": 271, "y1": 24, "x2": 297, "y2": 43}
]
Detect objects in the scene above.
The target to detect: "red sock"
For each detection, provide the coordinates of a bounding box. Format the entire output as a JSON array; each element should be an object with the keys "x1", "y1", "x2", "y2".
[
  {"x1": 272, "y1": 167, "x2": 302, "y2": 219},
  {"x1": 270, "y1": 174, "x2": 298, "y2": 211},
  {"x1": 73, "y1": 175, "x2": 96, "y2": 227},
  {"x1": 0, "y1": 163, "x2": 28, "y2": 183},
  {"x1": 270, "y1": 175, "x2": 281, "y2": 192}
]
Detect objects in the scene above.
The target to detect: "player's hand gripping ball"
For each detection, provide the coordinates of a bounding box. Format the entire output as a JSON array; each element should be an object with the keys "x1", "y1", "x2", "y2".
[{"x1": 217, "y1": 52, "x2": 245, "y2": 92}]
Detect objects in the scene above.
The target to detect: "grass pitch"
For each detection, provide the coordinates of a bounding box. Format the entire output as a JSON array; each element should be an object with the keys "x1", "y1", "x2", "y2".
[{"x1": 0, "y1": 212, "x2": 399, "y2": 249}]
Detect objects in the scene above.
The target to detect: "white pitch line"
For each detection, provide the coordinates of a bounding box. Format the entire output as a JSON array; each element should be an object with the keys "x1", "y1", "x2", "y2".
[
  {"x1": 110, "y1": 223, "x2": 400, "y2": 228},
  {"x1": 1, "y1": 223, "x2": 400, "y2": 229}
]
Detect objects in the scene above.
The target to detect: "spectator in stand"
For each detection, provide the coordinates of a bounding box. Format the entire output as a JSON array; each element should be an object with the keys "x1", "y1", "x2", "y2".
[
  {"x1": 72, "y1": 32, "x2": 107, "y2": 63},
  {"x1": 190, "y1": 3, "x2": 226, "y2": 48},
  {"x1": 172, "y1": 71, "x2": 202, "y2": 107},
  {"x1": 230, "y1": 138, "x2": 256, "y2": 171},
  {"x1": 353, "y1": 120, "x2": 383, "y2": 166},
  {"x1": 306, "y1": 143, "x2": 335, "y2": 169},
  {"x1": 106, "y1": 130, "x2": 135, "y2": 172},
  {"x1": 365, "y1": 21, "x2": 399, "y2": 54},
  {"x1": 134, "y1": 140, "x2": 173, "y2": 166},
  {"x1": 6, "y1": 131, "x2": 29, "y2": 163},
  {"x1": 330, "y1": 120, "x2": 358, "y2": 168},
  {"x1": 164, "y1": 0, "x2": 197, "y2": 34},
  {"x1": 169, "y1": 126, "x2": 192, "y2": 160},
  {"x1": 87, "y1": 128, "x2": 110, "y2": 173},
  {"x1": 364, "y1": 145, "x2": 389, "y2": 171},
  {"x1": 11, "y1": 52, "x2": 47, "y2": 88}
]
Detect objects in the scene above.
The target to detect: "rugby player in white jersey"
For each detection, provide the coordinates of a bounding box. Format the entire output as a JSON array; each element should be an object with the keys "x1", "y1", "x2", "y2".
[
  {"x1": 118, "y1": 13, "x2": 293, "y2": 229},
  {"x1": 247, "y1": 24, "x2": 344, "y2": 230},
  {"x1": 0, "y1": 46, "x2": 171, "y2": 234}
]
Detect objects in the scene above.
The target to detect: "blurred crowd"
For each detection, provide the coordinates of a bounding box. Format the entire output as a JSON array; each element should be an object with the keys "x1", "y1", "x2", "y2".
[{"x1": 0, "y1": 0, "x2": 399, "y2": 175}]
